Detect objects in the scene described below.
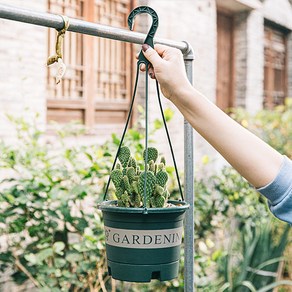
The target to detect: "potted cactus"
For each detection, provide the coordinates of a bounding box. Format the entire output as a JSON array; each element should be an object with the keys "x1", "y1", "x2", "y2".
[
  {"x1": 99, "y1": 146, "x2": 189, "y2": 282},
  {"x1": 111, "y1": 146, "x2": 170, "y2": 208}
]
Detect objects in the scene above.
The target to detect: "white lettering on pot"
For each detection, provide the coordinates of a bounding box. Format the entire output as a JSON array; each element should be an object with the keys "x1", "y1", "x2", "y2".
[{"x1": 104, "y1": 226, "x2": 183, "y2": 249}]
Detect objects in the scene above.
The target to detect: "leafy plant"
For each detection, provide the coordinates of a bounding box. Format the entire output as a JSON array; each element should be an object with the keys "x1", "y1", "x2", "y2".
[
  {"x1": 211, "y1": 168, "x2": 292, "y2": 291},
  {"x1": 194, "y1": 166, "x2": 291, "y2": 291},
  {"x1": 230, "y1": 98, "x2": 292, "y2": 159},
  {"x1": 1, "y1": 105, "x2": 291, "y2": 291},
  {"x1": 0, "y1": 115, "x2": 112, "y2": 291},
  {"x1": 217, "y1": 222, "x2": 292, "y2": 291},
  {"x1": 0, "y1": 109, "x2": 181, "y2": 291}
]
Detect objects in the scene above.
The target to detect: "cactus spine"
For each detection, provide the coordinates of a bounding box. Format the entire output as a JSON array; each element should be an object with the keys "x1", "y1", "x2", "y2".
[{"x1": 111, "y1": 146, "x2": 169, "y2": 208}]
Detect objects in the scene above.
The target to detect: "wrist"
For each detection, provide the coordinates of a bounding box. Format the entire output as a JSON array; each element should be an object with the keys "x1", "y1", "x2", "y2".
[{"x1": 170, "y1": 82, "x2": 196, "y2": 104}]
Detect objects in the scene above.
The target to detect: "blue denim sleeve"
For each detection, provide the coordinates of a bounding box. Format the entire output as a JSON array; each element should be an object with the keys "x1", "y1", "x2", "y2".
[{"x1": 257, "y1": 156, "x2": 292, "y2": 224}]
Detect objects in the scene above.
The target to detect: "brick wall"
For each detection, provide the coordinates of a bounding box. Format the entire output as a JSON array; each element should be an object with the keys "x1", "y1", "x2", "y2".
[
  {"x1": 141, "y1": 0, "x2": 219, "y2": 173},
  {"x1": 0, "y1": 0, "x2": 47, "y2": 141},
  {"x1": 234, "y1": 0, "x2": 292, "y2": 111},
  {"x1": 245, "y1": 9, "x2": 264, "y2": 113},
  {"x1": 138, "y1": 0, "x2": 292, "y2": 174},
  {"x1": 234, "y1": 11, "x2": 248, "y2": 108}
]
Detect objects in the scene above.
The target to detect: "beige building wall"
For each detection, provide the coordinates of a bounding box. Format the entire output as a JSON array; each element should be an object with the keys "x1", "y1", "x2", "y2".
[
  {"x1": 139, "y1": 0, "x2": 292, "y2": 174},
  {"x1": 0, "y1": 0, "x2": 47, "y2": 141},
  {"x1": 144, "y1": 0, "x2": 218, "y2": 173}
]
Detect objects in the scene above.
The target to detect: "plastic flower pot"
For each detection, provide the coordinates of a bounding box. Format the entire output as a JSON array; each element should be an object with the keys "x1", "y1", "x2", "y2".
[{"x1": 98, "y1": 200, "x2": 189, "y2": 282}]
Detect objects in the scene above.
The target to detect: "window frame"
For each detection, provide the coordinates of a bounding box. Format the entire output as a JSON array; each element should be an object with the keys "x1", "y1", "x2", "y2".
[
  {"x1": 46, "y1": 0, "x2": 135, "y2": 129},
  {"x1": 264, "y1": 20, "x2": 288, "y2": 108}
]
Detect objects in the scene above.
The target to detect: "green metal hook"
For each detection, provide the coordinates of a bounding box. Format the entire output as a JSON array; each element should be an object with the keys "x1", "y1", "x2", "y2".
[{"x1": 128, "y1": 6, "x2": 159, "y2": 65}]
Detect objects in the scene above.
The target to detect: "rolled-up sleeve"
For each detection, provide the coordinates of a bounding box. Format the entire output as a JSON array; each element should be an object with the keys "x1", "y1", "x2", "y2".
[{"x1": 257, "y1": 156, "x2": 292, "y2": 224}]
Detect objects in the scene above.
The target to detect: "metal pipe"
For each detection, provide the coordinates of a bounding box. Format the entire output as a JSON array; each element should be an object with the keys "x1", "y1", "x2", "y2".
[
  {"x1": 0, "y1": 3, "x2": 188, "y2": 54},
  {"x1": 184, "y1": 43, "x2": 195, "y2": 292}
]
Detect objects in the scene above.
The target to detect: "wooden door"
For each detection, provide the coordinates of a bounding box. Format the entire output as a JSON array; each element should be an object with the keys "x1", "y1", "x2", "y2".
[
  {"x1": 216, "y1": 12, "x2": 234, "y2": 110},
  {"x1": 264, "y1": 24, "x2": 287, "y2": 108}
]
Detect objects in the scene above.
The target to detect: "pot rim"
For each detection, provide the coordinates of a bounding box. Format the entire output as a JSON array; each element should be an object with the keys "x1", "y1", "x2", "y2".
[{"x1": 98, "y1": 200, "x2": 189, "y2": 214}]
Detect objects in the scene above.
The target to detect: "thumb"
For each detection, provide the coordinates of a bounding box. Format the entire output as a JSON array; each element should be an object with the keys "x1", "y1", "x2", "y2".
[{"x1": 142, "y1": 44, "x2": 162, "y2": 66}]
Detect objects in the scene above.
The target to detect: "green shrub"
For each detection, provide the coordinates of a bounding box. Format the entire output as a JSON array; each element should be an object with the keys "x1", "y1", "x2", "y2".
[
  {"x1": 212, "y1": 168, "x2": 292, "y2": 291},
  {"x1": 193, "y1": 161, "x2": 291, "y2": 291},
  {"x1": 0, "y1": 115, "x2": 113, "y2": 291},
  {"x1": 230, "y1": 98, "x2": 292, "y2": 158},
  {"x1": 1, "y1": 105, "x2": 291, "y2": 291},
  {"x1": 0, "y1": 110, "x2": 183, "y2": 291}
]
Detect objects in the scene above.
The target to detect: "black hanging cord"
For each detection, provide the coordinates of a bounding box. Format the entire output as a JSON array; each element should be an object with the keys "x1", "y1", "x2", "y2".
[
  {"x1": 155, "y1": 80, "x2": 184, "y2": 201},
  {"x1": 103, "y1": 63, "x2": 185, "y2": 204},
  {"x1": 104, "y1": 6, "x2": 184, "y2": 207},
  {"x1": 103, "y1": 64, "x2": 140, "y2": 201},
  {"x1": 142, "y1": 65, "x2": 149, "y2": 212}
]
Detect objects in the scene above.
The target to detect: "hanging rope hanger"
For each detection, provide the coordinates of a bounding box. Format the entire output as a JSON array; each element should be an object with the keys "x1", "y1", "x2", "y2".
[
  {"x1": 103, "y1": 6, "x2": 184, "y2": 212},
  {"x1": 47, "y1": 15, "x2": 70, "y2": 84}
]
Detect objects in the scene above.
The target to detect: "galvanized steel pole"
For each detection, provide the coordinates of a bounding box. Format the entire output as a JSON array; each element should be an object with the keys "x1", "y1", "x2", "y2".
[
  {"x1": 183, "y1": 43, "x2": 195, "y2": 292},
  {"x1": 0, "y1": 3, "x2": 195, "y2": 290},
  {"x1": 0, "y1": 4, "x2": 188, "y2": 53}
]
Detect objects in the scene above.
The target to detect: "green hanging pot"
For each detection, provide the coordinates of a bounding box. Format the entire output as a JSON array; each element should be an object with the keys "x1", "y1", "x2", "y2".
[
  {"x1": 99, "y1": 5, "x2": 190, "y2": 283},
  {"x1": 98, "y1": 200, "x2": 189, "y2": 282}
]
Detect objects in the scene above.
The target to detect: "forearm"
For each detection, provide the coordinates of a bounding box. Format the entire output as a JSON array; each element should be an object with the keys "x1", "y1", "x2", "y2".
[{"x1": 172, "y1": 86, "x2": 283, "y2": 188}]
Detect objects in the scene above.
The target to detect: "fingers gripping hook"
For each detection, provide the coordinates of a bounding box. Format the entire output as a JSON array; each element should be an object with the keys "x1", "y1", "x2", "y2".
[{"x1": 128, "y1": 6, "x2": 159, "y2": 65}]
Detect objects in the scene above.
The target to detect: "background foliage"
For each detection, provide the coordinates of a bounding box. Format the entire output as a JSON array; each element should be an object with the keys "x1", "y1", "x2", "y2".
[
  {"x1": 230, "y1": 98, "x2": 292, "y2": 159},
  {"x1": 0, "y1": 103, "x2": 291, "y2": 291}
]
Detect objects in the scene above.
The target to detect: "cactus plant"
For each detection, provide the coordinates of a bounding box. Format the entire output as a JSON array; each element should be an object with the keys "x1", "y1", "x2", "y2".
[
  {"x1": 119, "y1": 191, "x2": 130, "y2": 207},
  {"x1": 110, "y1": 146, "x2": 170, "y2": 208},
  {"x1": 131, "y1": 193, "x2": 141, "y2": 208},
  {"x1": 126, "y1": 167, "x2": 136, "y2": 183},
  {"x1": 156, "y1": 169, "x2": 168, "y2": 188},
  {"x1": 163, "y1": 189, "x2": 170, "y2": 201},
  {"x1": 138, "y1": 171, "x2": 156, "y2": 207},
  {"x1": 123, "y1": 175, "x2": 132, "y2": 194},
  {"x1": 154, "y1": 195, "x2": 166, "y2": 208},
  {"x1": 154, "y1": 184, "x2": 164, "y2": 196},
  {"x1": 128, "y1": 156, "x2": 137, "y2": 169},
  {"x1": 111, "y1": 169, "x2": 123, "y2": 188},
  {"x1": 118, "y1": 146, "x2": 131, "y2": 168},
  {"x1": 143, "y1": 147, "x2": 158, "y2": 163},
  {"x1": 149, "y1": 160, "x2": 155, "y2": 173}
]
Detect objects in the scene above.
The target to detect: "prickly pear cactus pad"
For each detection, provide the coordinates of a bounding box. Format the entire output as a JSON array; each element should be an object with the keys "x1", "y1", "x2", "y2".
[
  {"x1": 110, "y1": 147, "x2": 172, "y2": 208},
  {"x1": 138, "y1": 171, "x2": 156, "y2": 208},
  {"x1": 118, "y1": 146, "x2": 131, "y2": 168},
  {"x1": 143, "y1": 147, "x2": 158, "y2": 163}
]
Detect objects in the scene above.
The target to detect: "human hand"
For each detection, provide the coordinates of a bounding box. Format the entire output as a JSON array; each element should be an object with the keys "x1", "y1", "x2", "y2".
[{"x1": 140, "y1": 44, "x2": 192, "y2": 102}]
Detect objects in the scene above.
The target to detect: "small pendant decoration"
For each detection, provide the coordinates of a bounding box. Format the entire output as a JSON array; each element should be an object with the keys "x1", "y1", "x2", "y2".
[{"x1": 47, "y1": 15, "x2": 70, "y2": 84}]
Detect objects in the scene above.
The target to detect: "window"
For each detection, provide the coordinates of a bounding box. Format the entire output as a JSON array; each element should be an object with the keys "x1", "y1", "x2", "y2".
[
  {"x1": 264, "y1": 24, "x2": 287, "y2": 108},
  {"x1": 47, "y1": 0, "x2": 134, "y2": 128}
]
